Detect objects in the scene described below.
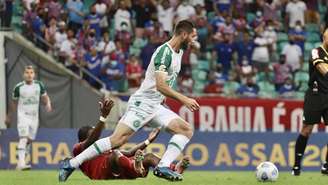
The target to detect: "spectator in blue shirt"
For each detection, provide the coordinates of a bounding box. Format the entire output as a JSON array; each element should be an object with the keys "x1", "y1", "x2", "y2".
[
  {"x1": 140, "y1": 35, "x2": 159, "y2": 70},
  {"x1": 288, "y1": 20, "x2": 306, "y2": 53},
  {"x1": 86, "y1": 5, "x2": 102, "y2": 39},
  {"x1": 234, "y1": 32, "x2": 255, "y2": 65},
  {"x1": 101, "y1": 59, "x2": 125, "y2": 92},
  {"x1": 214, "y1": 32, "x2": 234, "y2": 74},
  {"x1": 84, "y1": 47, "x2": 102, "y2": 88},
  {"x1": 278, "y1": 77, "x2": 296, "y2": 99},
  {"x1": 214, "y1": 0, "x2": 231, "y2": 13},
  {"x1": 236, "y1": 78, "x2": 259, "y2": 98},
  {"x1": 32, "y1": 9, "x2": 47, "y2": 50},
  {"x1": 210, "y1": 10, "x2": 226, "y2": 32},
  {"x1": 66, "y1": 0, "x2": 85, "y2": 34},
  {"x1": 32, "y1": 11, "x2": 45, "y2": 38}
]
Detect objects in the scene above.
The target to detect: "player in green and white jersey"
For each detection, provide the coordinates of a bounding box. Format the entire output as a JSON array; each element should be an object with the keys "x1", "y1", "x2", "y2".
[
  {"x1": 7, "y1": 66, "x2": 52, "y2": 170},
  {"x1": 60, "y1": 20, "x2": 199, "y2": 182}
]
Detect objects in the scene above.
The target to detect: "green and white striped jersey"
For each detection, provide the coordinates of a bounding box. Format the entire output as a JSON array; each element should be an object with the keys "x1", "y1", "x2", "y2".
[
  {"x1": 12, "y1": 80, "x2": 47, "y2": 117},
  {"x1": 132, "y1": 42, "x2": 183, "y2": 105}
]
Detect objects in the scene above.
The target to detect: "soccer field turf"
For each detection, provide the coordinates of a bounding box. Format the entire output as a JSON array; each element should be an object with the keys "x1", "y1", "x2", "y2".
[{"x1": 0, "y1": 170, "x2": 327, "y2": 185}]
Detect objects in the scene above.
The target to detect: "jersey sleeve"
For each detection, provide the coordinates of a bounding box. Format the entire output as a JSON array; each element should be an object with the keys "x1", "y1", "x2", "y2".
[
  {"x1": 12, "y1": 84, "x2": 20, "y2": 100},
  {"x1": 310, "y1": 48, "x2": 325, "y2": 66},
  {"x1": 154, "y1": 46, "x2": 172, "y2": 74},
  {"x1": 36, "y1": 81, "x2": 47, "y2": 96}
]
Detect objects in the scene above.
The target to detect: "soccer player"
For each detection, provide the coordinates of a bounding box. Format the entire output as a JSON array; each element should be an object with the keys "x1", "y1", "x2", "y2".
[
  {"x1": 72, "y1": 98, "x2": 189, "y2": 180},
  {"x1": 59, "y1": 20, "x2": 199, "y2": 181},
  {"x1": 292, "y1": 28, "x2": 328, "y2": 176},
  {"x1": 8, "y1": 65, "x2": 52, "y2": 170}
]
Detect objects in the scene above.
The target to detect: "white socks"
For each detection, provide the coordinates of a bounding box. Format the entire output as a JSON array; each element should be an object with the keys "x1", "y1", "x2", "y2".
[
  {"x1": 158, "y1": 134, "x2": 190, "y2": 167},
  {"x1": 17, "y1": 138, "x2": 28, "y2": 166},
  {"x1": 70, "y1": 137, "x2": 112, "y2": 168}
]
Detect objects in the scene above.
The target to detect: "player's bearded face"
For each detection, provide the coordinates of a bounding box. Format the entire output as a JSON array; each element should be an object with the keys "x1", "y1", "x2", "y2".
[
  {"x1": 24, "y1": 69, "x2": 35, "y2": 83},
  {"x1": 181, "y1": 29, "x2": 198, "y2": 50}
]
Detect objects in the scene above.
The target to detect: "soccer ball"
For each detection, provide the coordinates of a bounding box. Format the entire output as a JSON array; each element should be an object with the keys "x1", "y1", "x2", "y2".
[{"x1": 255, "y1": 162, "x2": 279, "y2": 182}]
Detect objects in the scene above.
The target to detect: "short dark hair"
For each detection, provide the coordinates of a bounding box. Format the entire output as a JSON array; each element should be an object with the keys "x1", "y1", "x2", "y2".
[
  {"x1": 78, "y1": 126, "x2": 93, "y2": 142},
  {"x1": 24, "y1": 65, "x2": 35, "y2": 71},
  {"x1": 174, "y1": 20, "x2": 195, "y2": 35}
]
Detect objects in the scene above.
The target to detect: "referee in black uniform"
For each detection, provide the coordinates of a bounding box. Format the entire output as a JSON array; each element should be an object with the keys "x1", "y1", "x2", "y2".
[{"x1": 292, "y1": 28, "x2": 328, "y2": 176}]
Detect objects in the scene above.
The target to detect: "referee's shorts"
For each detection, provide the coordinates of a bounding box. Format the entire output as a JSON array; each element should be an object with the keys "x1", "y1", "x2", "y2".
[{"x1": 303, "y1": 90, "x2": 328, "y2": 125}]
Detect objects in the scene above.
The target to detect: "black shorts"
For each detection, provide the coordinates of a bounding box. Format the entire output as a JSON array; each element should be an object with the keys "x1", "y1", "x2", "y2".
[{"x1": 303, "y1": 90, "x2": 328, "y2": 125}]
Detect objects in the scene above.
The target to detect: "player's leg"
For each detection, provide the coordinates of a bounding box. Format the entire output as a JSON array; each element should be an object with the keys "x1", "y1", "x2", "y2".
[
  {"x1": 143, "y1": 153, "x2": 189, "y2": 174},
  {"x1": 292, "y1": 109, "x2": 319, "y2": 176},
  {"x1": 321, "y1": 110, "x2": 328, "y2": 175},
  {"x1": 69, "y1": 123, "x2": 135, "y2": 168},
  {"x1": 150, "y1": 106, "x2": 193, "y2": 181},
  {"x1": 175, "y1": 156, "x2": 190, "y2": 174},
  {"x1": 16, "y1": 117, "x2": 32, "y2": 170},
  {"x1": 323, "y1": 143, "x2": 328, "y2": 175}
]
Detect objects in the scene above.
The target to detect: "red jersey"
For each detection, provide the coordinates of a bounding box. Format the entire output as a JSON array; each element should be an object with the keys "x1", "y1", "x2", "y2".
[{"x1": 72, "y1": 143, "x2": 143, "y2": 180}]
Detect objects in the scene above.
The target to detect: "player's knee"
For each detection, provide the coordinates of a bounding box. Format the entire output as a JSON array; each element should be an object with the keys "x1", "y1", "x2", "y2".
[
  {"x1": 176, "y1": 121, "x2": 193, "y2": 139},
  {"x1": 110, "y1": 134, "x2": 125, "y2": 147},
  {"x1": 183, "y1": 123, "x2": 193, "y2": 139},
  {"x1": 301, "y1": 125, "x2": 313, "y2": 137}
]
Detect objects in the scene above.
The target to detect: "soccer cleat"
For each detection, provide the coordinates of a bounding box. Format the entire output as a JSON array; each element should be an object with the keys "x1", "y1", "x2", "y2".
[
  {"x1": 58, "y1": 158, "x2": 75, "y2": 182},
  {"x1": 16, "y1": 164, "x2": 31, "y2": 171},
  {"x1": 291, "y1": 166, "x2": 301, "y2": 176},
  {"x1": 153, "y1": 167, "x2": 183, "y2": 181},
  {"x1": 321, "y1": 163, "x2": 328, "y2": 175}
]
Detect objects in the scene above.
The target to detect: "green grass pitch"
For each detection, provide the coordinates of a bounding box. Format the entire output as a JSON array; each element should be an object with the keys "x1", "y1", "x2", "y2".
[{"x1": 0, "y1": 170, "x2": 327, "y2": 185}]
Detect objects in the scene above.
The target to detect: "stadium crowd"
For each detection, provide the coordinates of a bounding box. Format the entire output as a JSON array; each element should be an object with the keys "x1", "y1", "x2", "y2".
[{"x1": 3, "y1": 0, "x2": 328, "y2": 98}]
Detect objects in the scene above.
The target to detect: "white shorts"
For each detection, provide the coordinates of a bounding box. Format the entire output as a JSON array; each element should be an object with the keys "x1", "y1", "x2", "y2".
[
  {"x1": 119, "y1": 103, "x2": 180, "y2": 131},
  {"x1": 17, "y1": 115, "x2": 39, "y2": 140}
]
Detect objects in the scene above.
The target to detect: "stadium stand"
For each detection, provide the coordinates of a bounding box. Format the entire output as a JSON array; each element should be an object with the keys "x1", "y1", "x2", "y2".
[{"x1": 2, "y1": 0, "x2": 328, "y2": 99}]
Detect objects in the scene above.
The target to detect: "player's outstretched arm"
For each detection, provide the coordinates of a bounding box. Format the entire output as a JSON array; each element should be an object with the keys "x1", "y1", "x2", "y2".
[
  {"x1": 155, "y1": 72, "x2": 199, "y2": 112},
  {"x1": 5, "y1": 100, "x2": 17, "y2": 128},
  {"x1": 82, "y1": 99, "x2": 114, "y2": 149},
  {"x1": 120, "y1": 128, "x2": 160, "y2": 157},
  {"x1": 41, "y1": 94, "x2": 52, "y2": 112}
]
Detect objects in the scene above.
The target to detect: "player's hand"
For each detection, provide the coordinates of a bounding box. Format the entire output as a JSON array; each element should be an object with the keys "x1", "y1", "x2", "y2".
[
  {"x1": 45, "y1": 103, "x2": 52, "y2": 113},
  {"x1": 147, "y1": 128, "x2": 160, "y2": 143},
  {"x1": 182, "y1": 97, "x2": 200, "y2": 112},
  {"x1": 5, "y1": 115, "x2": 11, "y2": 128},
  {"x1": 99, "y1": 98, "x2": 114, "y2": 118}
]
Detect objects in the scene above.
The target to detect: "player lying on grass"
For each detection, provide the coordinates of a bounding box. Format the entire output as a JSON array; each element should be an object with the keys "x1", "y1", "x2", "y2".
[{"x1": 65, "y1": 98, "x2": 189, "y2": 180}]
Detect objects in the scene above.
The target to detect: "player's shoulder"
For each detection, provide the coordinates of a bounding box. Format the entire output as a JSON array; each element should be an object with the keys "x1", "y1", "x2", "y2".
[
  {"x1": 311, "y1": 46, "x2": 326, "y2": 56},
  {"x1": 158, "y1": 42, "x2": 173, "y2": 52},
  {"x1": 14, "y1": 81, "x2": 25, "y2": 89},
  {"x1": 33, "y1": 80, "x2": 45, "y2": 86}
]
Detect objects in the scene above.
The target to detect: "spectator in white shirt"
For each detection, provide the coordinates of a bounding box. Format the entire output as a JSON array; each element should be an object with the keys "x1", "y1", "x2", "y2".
[
  {"x1": 176, "y1": 0, "x2": 196, "y2": 22},
  {"x1": 114, "y1": 0, "x2": 131, "y2": 32},
  {"x1": 281, "y1": 36, "x2": 303, "y2": 72},
  {"x1": 97, "y1": 31, "x2": 116, "y2": 62},
  {"x1": 286, "y1": 0, "x2": 307, "y2": 28},
  {"x1": 59, "y1": 29, "x2": 77, "y2": 67},
  {"x1": 157, "y1": 0, "x2": 175, "y2": 33},
  {"x1": 189, "y1": 0, "x2": 204, "y2": 7},
  {"x1": 94, "y1": 0, "x2": 108, "y2": 33},
  {"x1": 252, "y1": 28, "x2": 271, "y2": 72},
  {"x1": 55, "y1": 21, "x2": 67, "y2": 50}
]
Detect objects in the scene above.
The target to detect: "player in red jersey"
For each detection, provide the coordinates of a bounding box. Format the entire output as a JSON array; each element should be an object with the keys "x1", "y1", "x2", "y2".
[{"x1": 66, "y1": 98, "x2": 189, "y2": 180}]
